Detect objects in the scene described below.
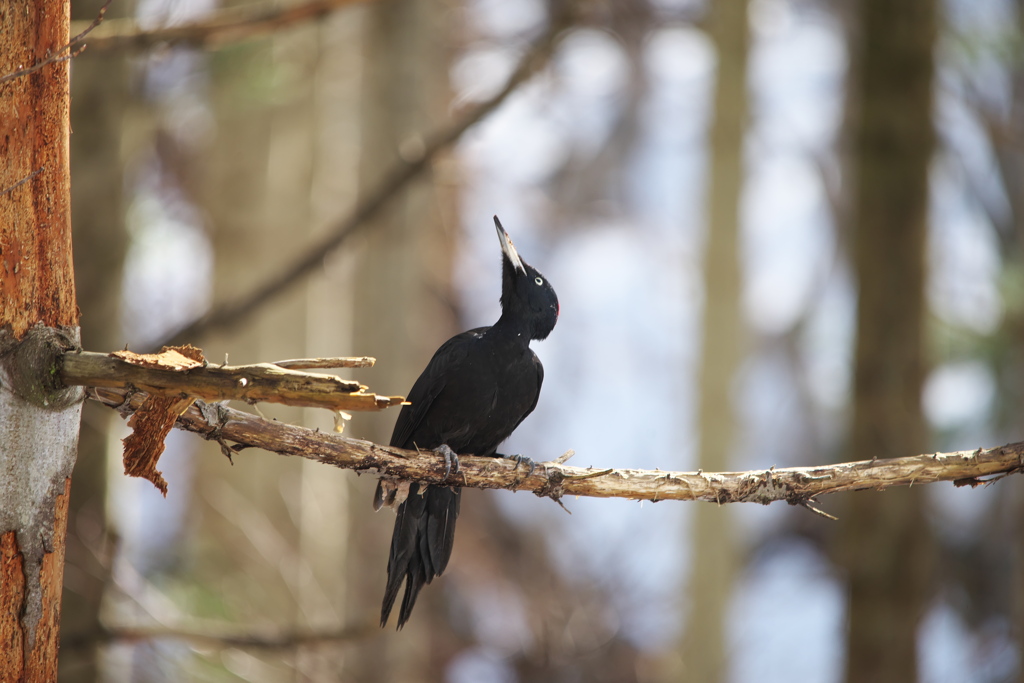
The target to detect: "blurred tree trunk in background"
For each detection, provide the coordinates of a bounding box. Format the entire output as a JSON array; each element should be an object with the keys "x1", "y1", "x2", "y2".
[
  {"x1": 678, "y1": 1, "x2": 748, "y2": 680},
  {"x1": 188, "y1": 13, "x2": 360, "y2": 677},
  {"x1": 956, "y1": 0, "x2": 1024, "y2": 670},
  {"x1": 967, "y1": 0, "x2": 1024, "y2": 667},
  {"x1": 837, "y1": 0, "x2": 936, "y2": 680},
  {"x1": 288, "y1": 10, "x2": 364, "y2": 679},
  {"x1": 61, "y1": 1, "x2": 133, "y2": 679},
  {"x1": 454, "y1": 492, "x2": 641, "y2": 682},
  {"x1": 1001, "y1": 3, "x2": 1024, "y2": 671},
  {"x1": 258, "y1": 14, "x2": 362, "y2": 677},
  {"x1": 194, "y1": 38, "x2": 301, "y2": 678},
  {"x1": 345, "y1": 0, "x2": 457, "y2": 679}
]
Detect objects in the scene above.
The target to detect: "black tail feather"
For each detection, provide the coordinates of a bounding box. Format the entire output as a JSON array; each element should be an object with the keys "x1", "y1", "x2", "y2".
[{"x1": 380, "y1": 483, "x2": 461, "y2": 628}]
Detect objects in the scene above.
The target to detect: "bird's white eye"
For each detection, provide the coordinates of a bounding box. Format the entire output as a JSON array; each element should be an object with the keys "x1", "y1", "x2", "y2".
[{"x1": 535, "y1": 277, "x2": 544, "y2": 285}]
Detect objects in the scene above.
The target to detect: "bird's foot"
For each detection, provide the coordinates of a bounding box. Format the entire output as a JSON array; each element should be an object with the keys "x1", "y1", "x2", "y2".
[
  {"x1": 436, "y1": 444, "x2": 460, "y2": 480},
  {"x1": 501, "y1": 453, "x2": 538, "y2": 478}
]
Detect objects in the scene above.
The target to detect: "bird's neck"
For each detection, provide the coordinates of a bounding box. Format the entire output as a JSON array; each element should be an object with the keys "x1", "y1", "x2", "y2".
[{"x1": 488, "y1": 310, "x2": 533, "y2": 345}]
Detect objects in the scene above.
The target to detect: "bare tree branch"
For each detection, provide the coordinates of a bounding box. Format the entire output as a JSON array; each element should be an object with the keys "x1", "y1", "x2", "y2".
[
  {"x1": 61, "y1": 349, "x2": 402, "y2": 412},
  {"x1": 0, "y1": 0, "x2": 111, "y2": 86},
  {"x1": 152, "y1": 21, "x2": 567, "y2": 350},
  {"x1": 69, "y1": 0, "x2": 371, "y2": 53},
  {"x1": 88, "y1": 385, "x2": 1024, "y2": 512},
  {"x1": 62, "y1": 622, "x2": 375, "y2": 650}
]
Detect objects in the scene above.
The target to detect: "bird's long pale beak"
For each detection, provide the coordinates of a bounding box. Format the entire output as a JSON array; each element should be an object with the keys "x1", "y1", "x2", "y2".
[{"x1": 494, "y1": 216, "x2": 526, "y2": 274}]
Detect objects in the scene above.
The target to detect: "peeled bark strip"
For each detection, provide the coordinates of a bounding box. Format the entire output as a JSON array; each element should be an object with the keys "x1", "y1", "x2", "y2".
[{"x1": 122, "y1": 395, "x2": 196, "y2": 495}]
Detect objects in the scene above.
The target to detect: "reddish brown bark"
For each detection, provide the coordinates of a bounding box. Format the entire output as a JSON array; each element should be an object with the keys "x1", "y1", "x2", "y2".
[
  {"x1": 0, "y1": 481, "x2": 70, "y2": 682},
  {"x1": 0, "y1": 0, "x2": 78, "y2": 336},
  {"x1": 0, "y1": 0, "x2": 78, "y2": 679}
]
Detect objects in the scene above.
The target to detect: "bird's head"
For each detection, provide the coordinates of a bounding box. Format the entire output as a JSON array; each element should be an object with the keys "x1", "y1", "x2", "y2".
[{"x1": 494, "y1": 216, "x2": 559, "y2": 341}]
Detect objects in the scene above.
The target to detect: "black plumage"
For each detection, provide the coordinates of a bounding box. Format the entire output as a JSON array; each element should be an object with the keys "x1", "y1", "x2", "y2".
[{"x1": 377, "y1": 216, "x2": 559, "y2": 628}]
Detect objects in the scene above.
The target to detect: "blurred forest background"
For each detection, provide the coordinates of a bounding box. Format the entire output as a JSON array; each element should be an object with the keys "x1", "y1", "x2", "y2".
[{"x1": 60, "y1": 0, "x2": 1024, "y2": 680}]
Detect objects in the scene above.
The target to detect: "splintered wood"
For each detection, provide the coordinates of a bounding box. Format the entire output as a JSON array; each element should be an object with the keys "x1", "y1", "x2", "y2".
[
  {"x1": 112, "y1": 344, "x2": 204, "y2": 369},
  {"x1": 60, "y1": 346, "x2": 403, "y2": 411},
  {"x1": 63, "y1": 345, "x2": 403, "y2": 492}
]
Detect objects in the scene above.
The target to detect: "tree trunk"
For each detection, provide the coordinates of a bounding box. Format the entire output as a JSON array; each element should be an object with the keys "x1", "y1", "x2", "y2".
[
  {"x1": 180, "y1": 8, "x2": 369, "y2": 679},
  {"x1": 0, "y1": 0, "x2": 81, "y2": 678},
  {"x1": 838, "y1": 0, "x2": 936, "y2": 680},
  {"x1": 345, "y1": 0, "x2": 456, "y2": 679},
  {"x1": 1004, "y1": 5, "x2": 1024, "y2": 675},
  {"x1": 264, "y1": 12, "x2": 364, "y2": 678},
  {"x1": 188, "y1": 26, "x2": 308, "y2": 681},
  {"x1": 677, "y1": 1, "x2": 749, "y2": 681}
]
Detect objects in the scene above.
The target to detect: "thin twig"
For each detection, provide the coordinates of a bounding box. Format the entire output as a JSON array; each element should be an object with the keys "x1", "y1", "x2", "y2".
[
  {"x1": 551, "y1": 449, "x2": 576, "y2": 465},
  {"x1": 153, "y1": 22, "x2": 567, "y2": 350},
  {"x1": 0, "y1": 0, "x2": 112, "y2": 87},
  {"x1": 69, "y1": 0, "x2": 370, "y2": 53},
  {"x1": 797, "y1": 498, "x2": 838, "y2": 521},
  {"x1": 561, "y1": 467, "x2": 613, "y2": 481},
  {"x1": 272, "y1": 356, "x2": 376, "y2": 369},
  {"x1": 0, "y1": 167, "x2": 43, "y2": 199}
]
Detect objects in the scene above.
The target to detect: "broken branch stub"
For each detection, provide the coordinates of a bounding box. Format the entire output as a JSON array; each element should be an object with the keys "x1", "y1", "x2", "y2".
[
  {"x1": 60, "y1": 346, "x2": 403, "y2": 411},
  {"x1": 63, "y1": 345, "x2": 403, "y2": 493}
]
